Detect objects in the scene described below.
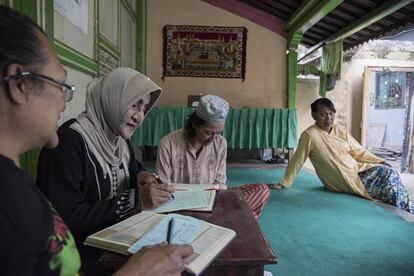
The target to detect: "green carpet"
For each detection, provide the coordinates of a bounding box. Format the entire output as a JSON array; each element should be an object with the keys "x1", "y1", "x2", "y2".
[{"x1": 227, "y1": 168, "x2": 414, "y2": 276}]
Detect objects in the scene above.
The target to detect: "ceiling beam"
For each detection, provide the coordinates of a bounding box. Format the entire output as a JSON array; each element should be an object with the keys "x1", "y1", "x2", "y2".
[
  {"x1": 327, "y1": 0, "x2": 414, "y2": 43},
  {"x1": 285, "y1": 0, "x2": 322, "y2": 32},
  {"x1": 243, "y1": 0, "x2": 290, "y2": 21},
  {"x1": 285, "y1": 0, "x2": 344, "y2": 35},
  {"x1": 343, "y1": 17, "x2": 414, "y2": 51},
  {"x1": 299, "y1": 0, "x2": 414, "y2": 60}
]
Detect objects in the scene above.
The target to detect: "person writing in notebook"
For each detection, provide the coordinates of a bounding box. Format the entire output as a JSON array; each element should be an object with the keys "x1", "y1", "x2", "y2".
[
  {"x1": 156, "y1": 95, "x2": 270, "y2": 219},
  {"x1": 37, "y1": 67, "x2": 175, "y2": 272},
  {"x1": 0, "y1": 5, "x2": 190, "y2": 275},
  {"x1": 268, "y1": 98, "x2": 413, "y2": 213}
]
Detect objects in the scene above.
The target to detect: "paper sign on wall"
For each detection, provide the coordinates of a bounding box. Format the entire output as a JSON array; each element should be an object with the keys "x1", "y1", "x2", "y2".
[{"x1": 54, "y1": 0, "x2": 88, "y2": 34}]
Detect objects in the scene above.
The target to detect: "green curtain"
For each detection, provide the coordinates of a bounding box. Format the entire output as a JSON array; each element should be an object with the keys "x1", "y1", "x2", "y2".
[
  {"x1": 320, "y1": 39, "x2": 343, "y2": 96},
  {"x1": 131, "y1": 107, "x2": 297, "y2": 149}
]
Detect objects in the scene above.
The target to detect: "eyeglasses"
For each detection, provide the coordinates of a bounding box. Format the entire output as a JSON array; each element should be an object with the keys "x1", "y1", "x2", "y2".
[
  {"x1": 204, "y1": 130, "x2": 222, "y2": 137},
  {"x1": 2, "y1": 71, "x2": 75, "y2": 102}
]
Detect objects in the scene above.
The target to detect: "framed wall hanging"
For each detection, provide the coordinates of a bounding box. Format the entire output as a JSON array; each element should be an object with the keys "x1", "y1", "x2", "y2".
[{"x1": 163, "y1": 25, "x2": 247, "y2": 80}]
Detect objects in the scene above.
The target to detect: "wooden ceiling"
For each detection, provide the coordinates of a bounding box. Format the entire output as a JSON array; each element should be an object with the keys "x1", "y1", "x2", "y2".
[{"x1": 239, "y1": 0, "x2": 414, "y2": 51}]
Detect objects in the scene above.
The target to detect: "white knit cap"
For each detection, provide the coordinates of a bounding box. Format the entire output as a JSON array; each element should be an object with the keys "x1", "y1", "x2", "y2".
[{"x1": 196, "y1": 95, "x2": 229, "y2": 124}]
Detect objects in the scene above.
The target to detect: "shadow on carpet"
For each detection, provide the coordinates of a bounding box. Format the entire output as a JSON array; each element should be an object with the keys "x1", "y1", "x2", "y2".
[{"x1": 227, "y1": 168, "x2": 414, "y2": 276}]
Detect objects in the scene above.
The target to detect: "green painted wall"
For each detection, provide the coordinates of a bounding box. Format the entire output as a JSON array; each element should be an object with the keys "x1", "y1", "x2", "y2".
[
  {"x1": 9, "y1": 0, "x2": 40, "y2": 180},
  {"x1": 13, "y1": 0, "x2": 147, "y2": 180}
]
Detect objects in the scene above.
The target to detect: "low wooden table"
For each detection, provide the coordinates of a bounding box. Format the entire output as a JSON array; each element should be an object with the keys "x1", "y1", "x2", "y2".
[
  {"x1": 180, "y1": 189, "x2": 277, "y2": 275},
  {"x1": 100, "y1": 189, "x2": 277, "y2": 275}
]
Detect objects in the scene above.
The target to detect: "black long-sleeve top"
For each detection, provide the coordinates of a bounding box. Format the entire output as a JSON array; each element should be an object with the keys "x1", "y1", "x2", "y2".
[{"x1": 37, "y1": 119, "x2": 143, "y2": 245}]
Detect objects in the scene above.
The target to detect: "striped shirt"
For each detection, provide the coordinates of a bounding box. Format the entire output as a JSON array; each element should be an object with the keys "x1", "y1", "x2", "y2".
[
  {"x1": 156, "y1": 129, "x2": 227, "y2": 185},
  {"x1": 156, "y1": 129, "x2": 269, "y2": 219}
]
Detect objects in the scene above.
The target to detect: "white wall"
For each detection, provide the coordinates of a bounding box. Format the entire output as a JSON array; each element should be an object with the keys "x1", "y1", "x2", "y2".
[
  {"x1": 60, "y1": 66, "x2": 93, "y2": 124},
  {"x1": 368, "y1": 108, "x2": 405, "y2": 147}
]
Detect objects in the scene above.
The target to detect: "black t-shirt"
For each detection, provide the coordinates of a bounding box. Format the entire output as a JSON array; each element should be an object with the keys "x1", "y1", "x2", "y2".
[{"x1": 0, "y1": 155, "x2": 80, "y2": 275}]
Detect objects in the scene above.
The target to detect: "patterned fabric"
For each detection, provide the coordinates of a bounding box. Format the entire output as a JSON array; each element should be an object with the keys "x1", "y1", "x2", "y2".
[
  {"x1": 196, "y1": 95, "x2": 229, "y2": 124},
  {"x1": 115, "y1": 190, "x2": 135, "y2": 221},
  {"x1": 48, "y1": 206, "x2": 81, "y2": 275},
  {"x1": 236, "y1": 184, "x2": 270, "y2": 219},
  {"x1": 37, "y1": 119, "x2": 142, "y2": 244},
  {"x1": 358, "y1": 165, "x2": 414, "y2": 213},
  {"x1": 0, "y1": 155, "x2": 80, "y2": 275},
  {"x1": 163, "y1": 25, "x2": 247, "y2": 80}
]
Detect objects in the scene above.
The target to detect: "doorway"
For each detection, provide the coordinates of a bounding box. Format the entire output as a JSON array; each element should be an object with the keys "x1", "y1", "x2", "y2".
[{"x1": 361, "y1": 67, "x2": 414, "y2": 173}]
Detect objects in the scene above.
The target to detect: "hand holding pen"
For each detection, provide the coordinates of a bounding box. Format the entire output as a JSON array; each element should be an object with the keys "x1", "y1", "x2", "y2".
[
  {"x1": 152, "y1": 173, "x2": 175, "y2": 199},
  {"x1": 137, "y1": 171, "x2": 175, "y2": 209}
]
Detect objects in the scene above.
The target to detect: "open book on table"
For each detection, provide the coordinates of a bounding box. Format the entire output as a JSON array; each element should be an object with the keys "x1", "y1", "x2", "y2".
[
  {"x1": 147, "y1": 183, "x2": 220, "y2": 213},
  {"x1": 84, "y1": 211, "x2": 236, "y2": 275}
]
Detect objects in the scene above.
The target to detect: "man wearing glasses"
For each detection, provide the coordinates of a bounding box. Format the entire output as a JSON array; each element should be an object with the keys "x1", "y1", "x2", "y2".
[{"x1": 156, "y1": 95, "x2": 229, "y2": 188}]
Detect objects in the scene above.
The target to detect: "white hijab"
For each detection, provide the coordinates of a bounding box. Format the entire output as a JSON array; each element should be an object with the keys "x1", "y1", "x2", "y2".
[{"x1": 75, "y1": 67, "x2": 161, "y2": 167}]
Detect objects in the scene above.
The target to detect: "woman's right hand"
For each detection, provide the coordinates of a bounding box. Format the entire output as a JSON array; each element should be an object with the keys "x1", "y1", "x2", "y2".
[
  {"x1": 114, "y1": 244, "x2": 193, "y2": 276},
  {"x1": 138, "y1": 182, "x2": 175, "y2": 209},
  {"x1": 136, "y1": 171, "x2": 175, "y2": 209}
]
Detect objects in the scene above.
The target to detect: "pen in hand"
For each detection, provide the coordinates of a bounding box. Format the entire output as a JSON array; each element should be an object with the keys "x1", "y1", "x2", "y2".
[
  {"x1": 152, "y1": 173, "x2": 175, "y2": 199},
  {"x1": 167, "y1": 218, "x2": 174, "y2": 244}
]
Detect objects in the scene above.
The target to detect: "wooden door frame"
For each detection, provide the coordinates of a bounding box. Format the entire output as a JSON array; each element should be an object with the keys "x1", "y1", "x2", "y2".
[{"x1": 361, "y1": 66, "x2": 414, "y2": 172}]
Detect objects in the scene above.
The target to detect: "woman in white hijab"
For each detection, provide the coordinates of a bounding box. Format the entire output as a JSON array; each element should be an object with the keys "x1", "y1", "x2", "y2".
[{"x1": 37, "y1": 68, "x2": 173, "y2": 270}]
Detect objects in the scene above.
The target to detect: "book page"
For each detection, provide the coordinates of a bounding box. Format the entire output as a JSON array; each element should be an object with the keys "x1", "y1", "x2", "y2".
[
  {"x1": 188, "y1": 190, "x2": 216, "y2": 211},
  {"x1": 147, "y1": 190, "x2": 208, "y2": 213},
  {"x1": 85, "y1": 211, "x2": 236, "y2": 275},
  {"x1": 162, "y1": 184, "x2": 218, "y2": 212},
  {"x1": 185, "y1": 223, "x2": 236, "y2": 275},
  {"x1": 85, "y1": 212, "x2": 163, "y2": 247},
  {"x1": 172, "y1": 183, "x2": 220, "y2": 191},
  {"x1": 127, "y1": 214, "x2": 203, "y2": 253}
]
